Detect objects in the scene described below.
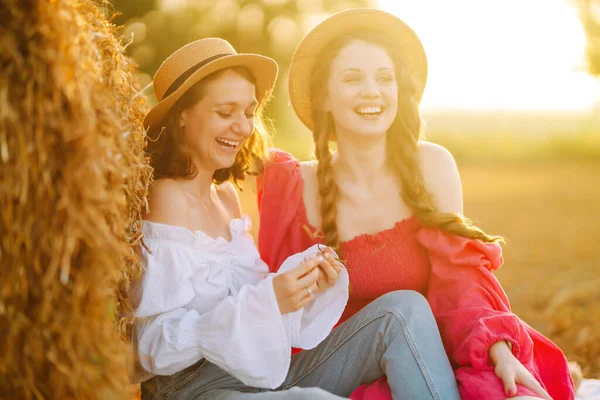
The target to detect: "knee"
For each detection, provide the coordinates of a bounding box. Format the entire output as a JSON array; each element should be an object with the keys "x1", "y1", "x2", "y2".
[{"x1": 372, "y1": 290, "x2": 434, "y2": 321}]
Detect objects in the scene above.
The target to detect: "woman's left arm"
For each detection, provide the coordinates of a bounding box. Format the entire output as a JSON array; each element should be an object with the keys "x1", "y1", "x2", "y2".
[
  {"x1": 419, "y1": 142, "x2": 527, "y2": 360},
  {"x1": 418, "y1": 142, "x2": 553, "y2": 399}
]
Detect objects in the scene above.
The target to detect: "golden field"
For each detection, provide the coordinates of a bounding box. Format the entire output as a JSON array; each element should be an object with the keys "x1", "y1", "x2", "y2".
[{"x1": 460, "y1": 159, "x2": 600, "y2": 379}]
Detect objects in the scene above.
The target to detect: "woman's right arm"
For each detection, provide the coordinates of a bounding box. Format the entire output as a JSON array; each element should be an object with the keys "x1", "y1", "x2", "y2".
[
  {"x1": 136, "y1": 241, "x2": 344, "y2": 389},
  {"x1": 139, "y1": 180, "x2": 297, "y2": 387},
  {"x1": 137, "y1": 264, "x2": 302, "y2": 389},
  {"x1": 138, "y1": 180, "x2": 346, "y2": 388}
]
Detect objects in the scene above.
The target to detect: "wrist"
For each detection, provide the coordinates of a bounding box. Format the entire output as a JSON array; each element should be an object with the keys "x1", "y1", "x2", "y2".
[{"x1": 489, "y1": 340, "x2": 513, "y2": 366}]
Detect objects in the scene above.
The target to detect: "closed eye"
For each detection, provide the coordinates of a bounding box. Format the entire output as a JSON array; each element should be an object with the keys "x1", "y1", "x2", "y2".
[{"x1": 343, "y1": 76, "x2": 362, "y2": 84}]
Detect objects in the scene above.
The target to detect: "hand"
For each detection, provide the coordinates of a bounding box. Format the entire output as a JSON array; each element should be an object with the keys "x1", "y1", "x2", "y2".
[
  {"x1": 313, "y1": 246, "x2": 342, "y2": 293},
  {"x1": 272, "y1": 256, "x2": 321, "y2": 314},
  {"x1": 489, "y1": 341, "x2": 552, "y2": 399}
]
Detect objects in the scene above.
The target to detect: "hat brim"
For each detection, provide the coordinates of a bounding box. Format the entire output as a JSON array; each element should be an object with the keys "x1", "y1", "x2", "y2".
[
  {"x1": 144, "y1": 53, "x2": 278, "y2": 133},
  {"x1": 288, "y1": 8, "x2": 428, "y2": 132}
]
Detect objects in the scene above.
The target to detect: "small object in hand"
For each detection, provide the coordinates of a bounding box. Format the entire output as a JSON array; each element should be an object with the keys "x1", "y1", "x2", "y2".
[
  {"x1": 306, "y1": 287, "x2": 313, "y2": 296},
  {"x1": 317, "y1": 243, "x2": 346, "y2": 265}
]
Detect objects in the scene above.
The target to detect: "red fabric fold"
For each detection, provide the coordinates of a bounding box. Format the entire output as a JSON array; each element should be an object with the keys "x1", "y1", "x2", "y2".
[{"x1": 257, "y1": 149, "x2": 314, "y2": 273}]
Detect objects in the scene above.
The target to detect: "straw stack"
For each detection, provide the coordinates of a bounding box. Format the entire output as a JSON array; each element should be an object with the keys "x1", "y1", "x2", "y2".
[{"x1": 0, "y1": 0, "x2": 152, "y2": 398}]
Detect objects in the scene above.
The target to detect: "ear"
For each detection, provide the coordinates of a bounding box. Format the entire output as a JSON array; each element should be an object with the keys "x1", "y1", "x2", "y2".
[{"x1": 179, "y1": 109, "x2": 189, "y2": 128}]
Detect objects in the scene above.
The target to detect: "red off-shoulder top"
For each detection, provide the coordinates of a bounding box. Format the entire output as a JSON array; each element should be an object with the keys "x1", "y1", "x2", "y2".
[{"x1": 257, "y1": 149, "x2": 574, "y2": 400}]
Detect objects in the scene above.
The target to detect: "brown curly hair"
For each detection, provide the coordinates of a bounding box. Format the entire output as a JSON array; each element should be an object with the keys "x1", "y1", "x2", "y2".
[
  {"x1": 309, "y1": 31, "x2": 503, "y2": 252},
  {"x1": 145, "y1": 66, "x2": 271, "y2": 186}
]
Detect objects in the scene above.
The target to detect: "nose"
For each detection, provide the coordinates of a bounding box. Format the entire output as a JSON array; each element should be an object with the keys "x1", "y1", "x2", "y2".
[
  {"x1": 360, "y1": 77, "x2": 380, "y2": 98},
  {"x1": 231, "y1": 114, "x2": 252, "y2": 137}
]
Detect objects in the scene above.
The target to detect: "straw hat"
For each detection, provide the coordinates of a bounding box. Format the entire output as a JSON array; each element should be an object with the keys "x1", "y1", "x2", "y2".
[
  {"x1": 288, "y1": 8, "x2": 428, "y2": 132},
  {"x1": 144, "y1": 38, "x2": 278, "y2": 133}
]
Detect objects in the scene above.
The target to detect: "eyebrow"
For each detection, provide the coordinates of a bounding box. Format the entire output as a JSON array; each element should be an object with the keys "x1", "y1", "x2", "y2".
[
  {"x1": 340, "y1": 67, "x2": 395, "y2": 73},
  {"x1": 214, "y1": 101, "x2": 258, "y2": 108}
]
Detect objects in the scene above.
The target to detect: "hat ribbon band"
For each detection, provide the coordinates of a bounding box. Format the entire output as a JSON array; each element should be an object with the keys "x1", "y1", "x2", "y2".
[{"x1": 162, "y1": 52, "x2": 233, "y2": 99}]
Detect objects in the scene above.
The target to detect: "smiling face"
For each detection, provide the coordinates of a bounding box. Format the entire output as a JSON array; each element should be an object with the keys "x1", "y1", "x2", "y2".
[
  {"x1": 179, "y1": 68, "x2": 257, "y2": 173},
  {"x1": 324, "y1": 39, "x2": 398, "y2": 140}
]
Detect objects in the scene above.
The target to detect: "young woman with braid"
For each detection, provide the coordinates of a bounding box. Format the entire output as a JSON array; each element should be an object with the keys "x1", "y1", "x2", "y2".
[{"x1": 257, "y1": 9, "x2": 575, "y2": 400}]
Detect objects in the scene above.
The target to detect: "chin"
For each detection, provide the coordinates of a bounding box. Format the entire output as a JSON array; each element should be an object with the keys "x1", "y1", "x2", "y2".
[
  {"x1": 214, "y1": 154, "x2": 239, "y2": 170},
  {"x1": 347, "y1": 120, "x2": 392, "y2": 136},
  {"x1": 353, "y1": 126, "x2": 390, "y2": 138}
]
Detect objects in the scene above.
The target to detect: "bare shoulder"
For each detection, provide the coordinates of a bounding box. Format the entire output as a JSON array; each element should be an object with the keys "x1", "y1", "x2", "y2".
[
  {"x1": 216, "y1": 180, "x2": 242, "y2": 218},
  {"x1": 300, "y1": 159, "x2": 318, "y2": 174},
  {"x1": 417, "y1": 141, "x2": 463, "y2": 214},
  {"x1": 145, "y1": 178, "x2": 191, "y2": 225}
]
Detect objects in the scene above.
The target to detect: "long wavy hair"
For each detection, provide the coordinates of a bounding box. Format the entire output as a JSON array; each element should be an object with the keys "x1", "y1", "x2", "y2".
[
  {"x1": 309, "y1": 31, "x2": 503, "y2": 252},
  {"x1": 145, "y1": 66, "x2": 271, "y2": 186}
]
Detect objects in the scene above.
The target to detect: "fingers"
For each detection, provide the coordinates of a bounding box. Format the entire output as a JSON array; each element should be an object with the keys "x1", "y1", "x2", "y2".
[
  {"x1": 517, "y1": 374, "x2": 552, "y2": 400},
  {"x1": 323, "y1": 249, "x2": 344, "y2": 274},
  {"x1": 296, "y1": 289, "x2": 317, "y2": 309},
  {"x1": 298, "y1": 281, "x2": 319, "y2": 301},
  {"x1": 314, "y1": 270, "x2": 328, "y2": 293},
  {"x1": 317, "y1": 253, "x2": 339, "y2": 284},
  {"x1": 288, "y1": 256, "x2": 320, "y2": 278},
  {"x1": 296, "y1": 265, "x2": 320, "y2": 288},
  {"x1": 501, "y1": 372, "x2": 518, "y2": 397}
]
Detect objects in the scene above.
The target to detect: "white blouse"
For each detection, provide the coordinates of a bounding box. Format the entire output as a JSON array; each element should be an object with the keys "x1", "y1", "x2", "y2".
[{"x1": 135, "y1": 216, "x2": 349, "y2": 389}]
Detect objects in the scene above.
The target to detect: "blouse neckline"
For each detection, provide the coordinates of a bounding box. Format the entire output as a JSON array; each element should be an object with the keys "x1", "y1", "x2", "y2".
[{"x1": 142, "y1": 216, "x2": 250, "y2": 245}]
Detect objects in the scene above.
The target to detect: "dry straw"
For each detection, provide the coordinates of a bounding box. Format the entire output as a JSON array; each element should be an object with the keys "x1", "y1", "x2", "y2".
[{"x1": 0, "y1": 0, "x2": 152, "y2": 398}]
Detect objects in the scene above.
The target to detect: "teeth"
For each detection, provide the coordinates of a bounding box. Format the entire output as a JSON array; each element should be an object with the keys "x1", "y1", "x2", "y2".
[
  {"x1": 357, "y1": 106, "x2": 382, "y2": 115},
  {"x1": 216, "y1": 138, "x2": 240, "y2": 147}
]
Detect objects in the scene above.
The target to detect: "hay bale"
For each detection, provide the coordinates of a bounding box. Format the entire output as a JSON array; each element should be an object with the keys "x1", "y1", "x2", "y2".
[{"x1": 0, "y1": 0, "x2": 151, "y2": 398}]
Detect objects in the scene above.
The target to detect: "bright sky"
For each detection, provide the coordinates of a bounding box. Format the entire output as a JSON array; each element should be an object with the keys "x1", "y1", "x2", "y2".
[{"x1": 378, "y1": 0, "x2": 600, "y2": 112}]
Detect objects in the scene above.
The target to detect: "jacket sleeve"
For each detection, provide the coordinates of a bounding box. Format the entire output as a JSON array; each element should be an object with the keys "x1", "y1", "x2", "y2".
[
  {"x1": 416, "y1": 227, "x2": 534, "y2": 370},
  {"x1": 417, "y1": 227, "x2": 574, "y2": 400},
  {"x1": 257, "y1": 148, "x2": 316, "y2": 272}
]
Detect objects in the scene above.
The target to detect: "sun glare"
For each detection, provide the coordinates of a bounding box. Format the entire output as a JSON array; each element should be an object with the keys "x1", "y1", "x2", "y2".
[{"x1": 378, "y1": 0, "x2": 600, "y2": 112}]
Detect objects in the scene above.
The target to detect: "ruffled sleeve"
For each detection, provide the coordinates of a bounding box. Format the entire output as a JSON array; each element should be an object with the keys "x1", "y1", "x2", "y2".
[
  {"x1": 278, "y1": 244, "x2": 349, "y2": 349},
  {"x1": 258, "y1": 149, "x2": 317, "y2": 272},
  {"x1": 135, "y1": 220, "x2": 348, "y2": 389},
  {"x1": 135, "y1": 234, "x2": 291, "y2": 389},
  {"x1": 417, "y1": 227, "x2": 574, "y2": 400}
]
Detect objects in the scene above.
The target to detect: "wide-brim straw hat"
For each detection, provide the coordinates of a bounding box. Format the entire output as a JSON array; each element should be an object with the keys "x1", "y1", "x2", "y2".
[
  {"x1": 144, "y1": 38, "x2": 278, "y2": 134},
  {"x1": 288, "y1": 8, "x2": 428, "y2": 132}
]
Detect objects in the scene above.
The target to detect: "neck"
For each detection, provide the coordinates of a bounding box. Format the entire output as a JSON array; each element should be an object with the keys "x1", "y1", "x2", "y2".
[
  {"x1": 175, "y1": 160, "x2": 216, "y2": 200},
  {"x1": 333, "y1": 134, "x2": 388, "y2": 184}
]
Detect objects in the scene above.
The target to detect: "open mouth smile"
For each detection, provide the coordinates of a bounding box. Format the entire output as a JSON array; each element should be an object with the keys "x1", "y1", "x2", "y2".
[
  {"x1": 354, "y1": 105, "x2": 384, "y2": 118},
  {"x1": 216, "y1": 137, "x2": 241, "y2": 151}
]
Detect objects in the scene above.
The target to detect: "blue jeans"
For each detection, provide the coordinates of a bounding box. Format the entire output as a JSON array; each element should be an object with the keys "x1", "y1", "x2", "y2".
[{"x1": 141, "y1": 290, "x2": 460, "y2": 399}]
